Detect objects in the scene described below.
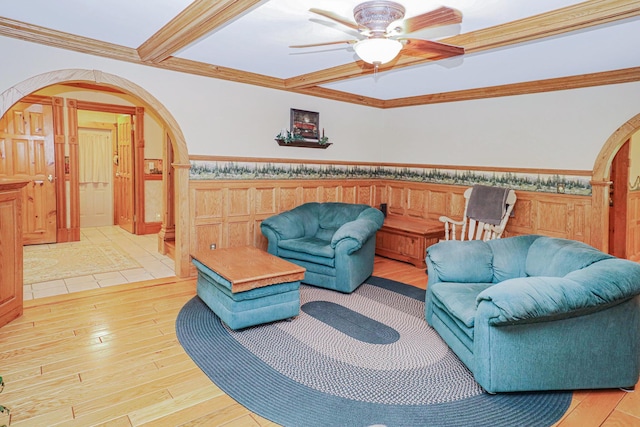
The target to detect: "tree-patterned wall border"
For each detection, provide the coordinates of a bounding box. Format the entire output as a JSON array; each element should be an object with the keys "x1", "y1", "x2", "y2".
[{"x1": 189, "y1": 160, "x2": 592, "y2": 196}]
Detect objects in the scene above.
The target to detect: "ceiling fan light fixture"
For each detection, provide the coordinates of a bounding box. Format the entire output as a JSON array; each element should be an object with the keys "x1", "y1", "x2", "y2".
[{"x1": 353, "y1": 38, "x2": 402, "y2": 65}]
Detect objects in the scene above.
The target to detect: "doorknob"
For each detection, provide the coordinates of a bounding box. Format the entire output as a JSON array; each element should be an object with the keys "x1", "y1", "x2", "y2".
[{"x1": 47, "y1": 174, "x2": 54, "y2": 183}]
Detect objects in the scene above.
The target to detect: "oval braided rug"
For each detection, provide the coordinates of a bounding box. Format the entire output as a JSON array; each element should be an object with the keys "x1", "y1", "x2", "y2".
[{"x1": 176, "y1": 276, "x2": 572, "y2": 427}]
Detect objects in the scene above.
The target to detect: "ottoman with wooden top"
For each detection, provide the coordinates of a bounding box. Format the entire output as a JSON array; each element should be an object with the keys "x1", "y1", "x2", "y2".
[{"x1": 191, "y1": 246, "x2": 306, "y2": 330}]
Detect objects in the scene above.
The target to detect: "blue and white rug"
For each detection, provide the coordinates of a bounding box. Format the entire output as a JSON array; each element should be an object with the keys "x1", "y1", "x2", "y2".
[{"x1": 176, "y1": 276, "x2": 572, "y2": 427}]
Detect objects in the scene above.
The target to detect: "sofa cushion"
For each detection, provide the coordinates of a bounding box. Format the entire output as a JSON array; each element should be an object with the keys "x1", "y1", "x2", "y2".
[
  {"x1": 316, "y1": 227, "x2": 338, "y2": 241},
  {"x1": 261, "y1": 203, "x2": 320, "y2": 240},
  {"x1": 525, "y1": 237, "x2": 613, "y2": 277},
  {"x1": 431, "y1": 282, "x2": 493, "y2": 339},
  {"x1": 427, "y1": 240, "x2": 493, "y2": 283},
  {"x1": 431, "y1": 282, "x2": 494, "y2": 328},
  {"x1": 317, "y1": 203, "x2": 367, "y2": 229},
  {"x1": 487, "y1": 234, "x2": 540, "y2": 282},
  {"x1": 278, "y1": 237, "x2": 335, "y2": 267}
]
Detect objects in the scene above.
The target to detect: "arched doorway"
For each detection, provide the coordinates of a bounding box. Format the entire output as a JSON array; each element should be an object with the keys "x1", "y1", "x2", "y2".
[
  {"x1": 591, "y1": 113, "x2": 640, "y2": 254},
  {"x1": 0, "y1": 69, "x2": 192, "y2": 277}
]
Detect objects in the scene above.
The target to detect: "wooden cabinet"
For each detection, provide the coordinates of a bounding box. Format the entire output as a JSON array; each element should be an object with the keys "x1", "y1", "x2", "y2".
[
  {"x1": 0, "y1": 179, "x2": 28, "y2": 328},
  {"x1": 375, "y1": 215, "x2": 444, "y2": 269}
]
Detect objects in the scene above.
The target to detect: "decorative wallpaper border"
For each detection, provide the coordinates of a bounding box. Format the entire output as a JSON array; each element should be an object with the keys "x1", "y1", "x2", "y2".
[{"x1": 190, "y1": 160, "x2": 592, "y2": 196}]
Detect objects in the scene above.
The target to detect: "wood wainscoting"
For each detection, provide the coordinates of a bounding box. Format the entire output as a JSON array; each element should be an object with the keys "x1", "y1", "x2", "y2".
[
  {"x1": 628, "y1": 190, "x2": 640, "y2": 260},
  {"x1": 189, "y1": 179, "x2": 592, "y2": 274}
]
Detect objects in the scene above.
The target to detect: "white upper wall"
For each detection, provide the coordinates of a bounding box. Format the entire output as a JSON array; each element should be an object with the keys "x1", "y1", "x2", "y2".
[
  {"x1": 1, "y1": 36, "x2": 639, "y2": 171},
  {"x1": 380, "y1": 85, "x2": 640, "y2": 170}
]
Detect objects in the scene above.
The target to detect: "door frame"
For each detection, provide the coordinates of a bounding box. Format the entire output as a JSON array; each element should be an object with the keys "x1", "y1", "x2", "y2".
[
  {"x1": 592, "y1": 113, "x2": 640, "y2": 253},
  {"x1": 69, "y1": 101, "x2": 144, "y2": 236}
]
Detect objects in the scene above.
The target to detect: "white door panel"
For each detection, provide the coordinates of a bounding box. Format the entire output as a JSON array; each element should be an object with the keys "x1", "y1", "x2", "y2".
[{"x1": 79, "y1": 129, "x2": 113, "y2": 227}]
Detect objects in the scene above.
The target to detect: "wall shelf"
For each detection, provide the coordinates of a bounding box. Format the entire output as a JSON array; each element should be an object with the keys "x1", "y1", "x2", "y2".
[{"x1": 275, "y1": 139, "x2": 331, "y2": 149}]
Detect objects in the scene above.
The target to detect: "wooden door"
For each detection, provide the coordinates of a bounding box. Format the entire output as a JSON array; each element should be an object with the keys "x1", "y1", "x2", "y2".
[
  {"x1": 79, "y1": 128, "x2": 114, "y2": 227},
  {"x1": 115, "y1": 115, "x2": 135, "y2": 233},
  {"x1": 0, "y1": 102, "x2": 56, "y2": 245},
  {"x1": 609, "y1": 139, "x2": 629, "y2": 258},
  {"x1": 0, "y1": 180, "x2": 28, "y2": 328}
]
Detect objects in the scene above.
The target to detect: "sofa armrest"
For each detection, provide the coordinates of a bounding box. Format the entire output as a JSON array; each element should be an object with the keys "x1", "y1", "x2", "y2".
[
  {"x1": 476, "y1": 276, "x2": 622, "y2": 325},
  {"x1": 477, "y1": 258, "x2": 640, "y2": 326},
  {"x1": 331, "y1": 209, "x2": 384, "y2": 255},
  {"x1": 260, "y1": 211, "x2": 306, "y2": 241}
]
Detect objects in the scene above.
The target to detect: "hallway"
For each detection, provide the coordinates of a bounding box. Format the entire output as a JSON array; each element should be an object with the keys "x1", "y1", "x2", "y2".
[{"x1": 23, "y1": 226, "x2": 176, "y2": 300}]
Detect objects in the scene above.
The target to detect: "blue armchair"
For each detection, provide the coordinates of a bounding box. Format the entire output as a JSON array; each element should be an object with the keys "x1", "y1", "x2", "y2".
[{"x1": 260, "y1": 202, "x2": 384, "y2": 293}]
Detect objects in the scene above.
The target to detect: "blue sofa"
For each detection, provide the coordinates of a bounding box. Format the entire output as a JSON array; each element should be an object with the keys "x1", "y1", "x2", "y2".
[
  {"x1": 425, "y1": 235, "x2": 640, "y2": 393},
  {"x1": 261, "y1": 202, "x2": 384, "y2": 293}
]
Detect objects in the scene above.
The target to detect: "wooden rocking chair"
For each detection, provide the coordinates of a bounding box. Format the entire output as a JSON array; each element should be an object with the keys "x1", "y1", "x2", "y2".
[{"x1": 440, "y1": 185, "x2": 517, "y2": 241}]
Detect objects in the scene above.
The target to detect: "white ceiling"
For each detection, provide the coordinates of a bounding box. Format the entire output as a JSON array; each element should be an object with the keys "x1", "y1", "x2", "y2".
[{"x1": 1, "y1": 0, "x2": 639, "y2": 103}]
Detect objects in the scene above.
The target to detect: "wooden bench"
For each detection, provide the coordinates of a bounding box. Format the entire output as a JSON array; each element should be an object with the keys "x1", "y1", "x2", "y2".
[{"x1": 375, "y1": 216, "x2": 445, "y2": 269}]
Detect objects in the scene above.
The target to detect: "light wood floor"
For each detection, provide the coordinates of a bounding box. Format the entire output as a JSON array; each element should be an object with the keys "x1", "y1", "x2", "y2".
[{"x1": 0, "y1": 256, "x2": 639, "y2": 426}]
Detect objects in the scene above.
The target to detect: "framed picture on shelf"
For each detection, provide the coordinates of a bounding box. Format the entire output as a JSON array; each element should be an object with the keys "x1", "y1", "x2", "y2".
[
  {"x1": 290, "y1": 108, "x2": 319, "y2": 141},
  {"x1": 144, "y1": 159, "x2": 163, "y2": 174}
]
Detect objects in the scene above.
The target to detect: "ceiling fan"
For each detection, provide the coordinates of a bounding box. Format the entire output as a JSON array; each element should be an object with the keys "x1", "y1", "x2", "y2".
[{"x1": 291, "y1": 1, "x2": 465, "y2": 69}]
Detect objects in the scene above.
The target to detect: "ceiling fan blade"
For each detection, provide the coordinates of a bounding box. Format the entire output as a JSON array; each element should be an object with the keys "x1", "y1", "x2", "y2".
[
  {"x1": 290, "y1": 40, "x2": 356, "y2": 49},
  {"x1": 309, "y1": 8, "x2": 360, "y2": 31},
  {"x1": 401, "y1": 6, "x2": 462, "y2": 34},
  {"x1": 401, "y1": 38, "x2": 465, "y2": 58}
]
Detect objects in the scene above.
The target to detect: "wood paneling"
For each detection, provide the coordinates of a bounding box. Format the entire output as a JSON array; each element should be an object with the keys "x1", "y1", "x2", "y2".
[
  {"x1": 228, "y1": 187, "x2": 250, "y2": 217},
  {"x1": 255, "y1": 187, "x2": 276, "y2": 215},
  {"x1": 194, "y1": 187, "x2": 223, "y2": 221},
  {"x1": 189, "y1": 179, "x2": 594, "y2": 268},
  {"x1": 405, "y1": 187, "x2": 426, "y2": 218},
  {"x1": 387, "y1": 184, "x2": 406, "y2": 216},
  {"x1": 427, "y1": 190, "x2": 448, "y2": 218},
  {"x1": 628, "y1": 191, "x2": 640, "y2": 260},
  {"x1": 507, "y1": 192, "x2": 592, "y2": 243}
]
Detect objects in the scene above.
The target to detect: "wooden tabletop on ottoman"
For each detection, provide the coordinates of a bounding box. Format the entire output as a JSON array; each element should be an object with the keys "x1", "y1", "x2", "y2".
[{"x1": 191, "y1": 246, "x2": 306, "y2": 293}]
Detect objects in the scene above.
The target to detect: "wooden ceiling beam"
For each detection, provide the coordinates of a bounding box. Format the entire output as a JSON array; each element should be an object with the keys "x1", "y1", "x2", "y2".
[
  {"x1": 0, "y1": 16, "x2": 286, "y2": 92},
  {"x1": 451, "y1": 0, "x2": 640, "y2": 53},
  {"x1": 284, "y1": 0, "x2": 640, "y2": 89},
  {"x1": 156, "y1": 57, "x2": 286, "y2": 90},
  {"x1": 381, "y1": 66, "x2": 640, "y2": 108},
  {"x1": 283, "y1": 51, "x2": 456, "y2": 89},
  {"x1": 293, "y1": 87, "x2": 385, "y2": 108},
  {"x1": 137, "y1": 0, "x2": 263, "y2": 63},
  {"x1": 0, "y1": 16, "x2": 140, "y2": 62}
]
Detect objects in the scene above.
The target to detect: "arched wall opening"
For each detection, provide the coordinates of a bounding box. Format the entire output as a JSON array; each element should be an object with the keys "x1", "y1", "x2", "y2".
[
  {"x1": 0, "y1": 69, "x2": 192, "y2": 277},
  {"x1": 591, "y1": 113, "x2": 640, "y2": 253}
]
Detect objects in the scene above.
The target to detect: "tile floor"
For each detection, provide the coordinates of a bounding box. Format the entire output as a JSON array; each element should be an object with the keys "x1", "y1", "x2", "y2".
[{"x1": 23, "y1": 226, "x2": 176, "y2": 300}]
